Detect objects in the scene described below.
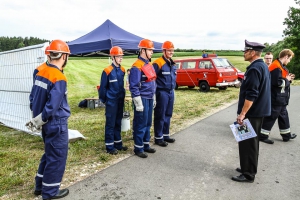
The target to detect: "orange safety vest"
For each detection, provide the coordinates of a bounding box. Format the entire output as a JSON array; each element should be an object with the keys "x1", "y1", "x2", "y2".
[
  {"x1": 268, "y1": 59, "x2": 288, "y2": 78},
  {"x1": 132, "y1": 59, "x2": 156, "y2": 82}
]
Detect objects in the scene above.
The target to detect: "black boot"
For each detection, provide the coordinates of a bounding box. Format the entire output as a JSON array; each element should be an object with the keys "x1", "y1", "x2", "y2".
[{"x1": 43, "y1": 189, "x2": 69, "y2": 200}]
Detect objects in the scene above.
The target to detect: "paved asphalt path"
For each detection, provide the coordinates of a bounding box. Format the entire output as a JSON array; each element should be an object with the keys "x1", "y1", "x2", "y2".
[{"x1": 64, "y1": 86, "x2": 300, "y2": 200}]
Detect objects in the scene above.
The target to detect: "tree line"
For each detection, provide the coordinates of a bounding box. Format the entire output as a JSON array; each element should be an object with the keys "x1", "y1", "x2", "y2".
[
  {"x1": 263, "y1": 0, "x2": 300, "y2": 79},
  {"x1": 1, "y1": 1, "x2": 299, "y2": 77},
  {"x1": 0, "y1": 36, "x2": 49, "y2": 52}
]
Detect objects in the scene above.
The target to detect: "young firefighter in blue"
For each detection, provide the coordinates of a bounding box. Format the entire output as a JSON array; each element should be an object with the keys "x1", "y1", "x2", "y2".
[
  {"x1": 29, "y1": 45, "x2": 51, "y2": 110},
  {"x1": 152, "y1": 41, "x2": 177, "y2": 147},
  {"x1": 99, "y1": 46, "x2": 128, "y2": 155},
  {"x1": 26, "y1": 40, "x2": 71, "y2": 200},
  {"x1": 129, "y1": 39, "x2": 157, "y2": 158}
]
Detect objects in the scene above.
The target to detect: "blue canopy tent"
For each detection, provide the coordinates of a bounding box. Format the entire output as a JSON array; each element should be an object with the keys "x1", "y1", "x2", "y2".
[{"x1": 68, "y1": 19, "x2": 163, "y2": 56}]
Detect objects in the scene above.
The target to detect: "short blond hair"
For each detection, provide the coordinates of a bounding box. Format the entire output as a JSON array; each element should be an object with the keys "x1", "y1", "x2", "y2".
[{"x1": 279, "y1": 49, "x2": 294, "y2": 59}]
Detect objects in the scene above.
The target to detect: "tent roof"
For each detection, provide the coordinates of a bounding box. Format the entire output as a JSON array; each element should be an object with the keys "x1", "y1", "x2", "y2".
[{"x1": 68, "y1": 19, "x2": 162, "y2": 55}]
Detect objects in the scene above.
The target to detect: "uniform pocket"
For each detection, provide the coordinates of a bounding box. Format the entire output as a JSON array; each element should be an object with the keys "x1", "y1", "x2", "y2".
[
  {"x1": 51, "y1": 124, "x2": 68, "y2": 149},
  {"x1": 275, "y1": 93, "x2": 288, "y2": 104}
]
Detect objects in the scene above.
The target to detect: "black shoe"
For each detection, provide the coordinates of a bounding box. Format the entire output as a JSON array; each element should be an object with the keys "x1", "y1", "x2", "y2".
[
  {"x1": 135, "y1": 152, "x2": 148, "y2": 158},
  {"x1": 155, "y1": 141, "x2": 168, "y2": 147},
  {"x1": 231, "y1": 174, "x2": 254, "y2": 183},
  {"x1": 144, "y1": 147, "x2": 156, "y2": 153},
  {"x1": 34, "y1": 190, "x2": 41, "y2": 195},
  {"x1": 117, "y1": 146, "x2": 128, "y2": 151},
  {"x1": 291, "y1": 133, "x2": 297, "y2": 139},
  {"x1": 107, "y1": 149, "x2": 118, "y2": 155},
  {"x1": 236, "y1": 168, "x2": 242, "y2": 173},
  {"x1": 260, "y1": 138, "x2": 274, "y2": 144},
  {"x1": 43, "y1": 189, "x2": 69, "y2": 199},
  {"x1": 283, "y1": 133, "x2": 297, "y2": 142},
  {"x1": 164, "y1": 138, "x2": 175, "y2": 143}
]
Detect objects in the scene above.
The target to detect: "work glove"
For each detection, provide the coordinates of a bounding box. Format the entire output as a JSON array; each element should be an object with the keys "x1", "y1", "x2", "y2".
[
  {"x1": 25, "y1": 113, "x2": 47, "y2": 132},
  {"x1": 153, "y1": 94, "x2": 156, "y2": 109},
  {"x1": 133, "y1": 96, "x2": 144, "y2": 112}
]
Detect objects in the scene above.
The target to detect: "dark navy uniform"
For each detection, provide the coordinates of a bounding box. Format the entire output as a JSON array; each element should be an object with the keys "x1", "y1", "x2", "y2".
[
  {"x1": 235, "y1": 40, "x2": 271, "y2": 182},
  {"x1": 261, "y1": 59, "x2": 293, "y2": 141},
  {"x1": 30, "y1": 58, "x2": 50, "y2": 110},
  {"x1": 152, "y1": 56, "x2": 177, "y2": 143},
  {"x1": 30, "y1": 63, "x2": 70, "y2": 199},
  {"x1": 129, "y1": 57, "x2": 156, "y2": 154},
  {"x1": 99, "y1": 63, "x2": 126, "y2": 152}
]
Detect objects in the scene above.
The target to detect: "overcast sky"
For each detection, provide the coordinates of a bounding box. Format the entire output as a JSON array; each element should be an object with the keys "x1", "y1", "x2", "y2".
[{"x1": 0, "y1": 0, "x2": 297, "y2": 50}]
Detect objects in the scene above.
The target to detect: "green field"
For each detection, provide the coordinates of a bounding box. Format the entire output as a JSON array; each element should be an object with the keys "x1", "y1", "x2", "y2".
[{"x1": 0, "y1": 55, "x2": 298, "y2": 199}]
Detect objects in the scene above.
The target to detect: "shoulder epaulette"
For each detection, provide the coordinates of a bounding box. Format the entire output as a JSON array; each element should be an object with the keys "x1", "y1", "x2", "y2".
[
  {"x1": 153, "y1": 57, "x2": 166, "y2": 69},
  {"x1": 104, "y1": 65, "x2": 114, "y2": 75},
  {"x1": 37, "y1": 67, "x2": 67, "y2": 83},
  {"x1": 36, "y1": 62, "x2": 48, "y2": 71},
  {"x1": 120, "y1": 66, "x2": 126, "y2": 73},
  {"x1": 132, "y1": 59, "x2": 145, "y2": 70}
]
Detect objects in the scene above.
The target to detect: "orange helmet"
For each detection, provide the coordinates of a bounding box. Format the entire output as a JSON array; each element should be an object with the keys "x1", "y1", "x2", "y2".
[
  {"x1": 47, "y1": 40, "x2": 71, "y2": 54},
  {"x1": 162, "y1": 41, "x2": 174, "y2": 50},
  {"x1": 138, "y1": 39, "x2": 155, "y2": 49},
  {"x1": 110, "y1": 46, "x2": 124, "y2": 56},
  {"x1": 44, "y1": 46, "x2": 50, "y2": 55}
]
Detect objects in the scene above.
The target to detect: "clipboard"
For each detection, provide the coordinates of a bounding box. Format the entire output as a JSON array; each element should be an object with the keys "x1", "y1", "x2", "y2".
[{"x1": 229, "y1": 119, "x2": 257, "y2": 142}]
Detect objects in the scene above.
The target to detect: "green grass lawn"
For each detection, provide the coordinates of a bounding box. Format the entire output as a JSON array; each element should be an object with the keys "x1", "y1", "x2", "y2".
[{"x1": 0, "y1": 55, "x2": 299, "y2": 199}]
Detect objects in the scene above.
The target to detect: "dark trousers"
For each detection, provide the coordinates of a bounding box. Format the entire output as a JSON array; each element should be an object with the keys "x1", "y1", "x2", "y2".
[
  {"x1": 35, "y1": 118, "x2": 69, "y2": 199},
  {"x1": 261, "y1": 105, "x2": 291, "y2": 140},
  {"x1": 105, "y1": 98, "x2": 124, "y2": 151},
  {"x1": 154, "y1": 90, "x2": 174, "y2": 142},
  {"x1": 238, "y1": 117, "x2": 263, "y2": 180},
  {"x1": 133, "y1": 98, "x2": 153, "y2": 153}
]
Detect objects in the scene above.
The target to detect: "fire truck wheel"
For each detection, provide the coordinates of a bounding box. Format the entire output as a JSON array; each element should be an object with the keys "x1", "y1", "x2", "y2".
[{"x1": 199, "y1": 82, "x2": 210, "y2": 92}]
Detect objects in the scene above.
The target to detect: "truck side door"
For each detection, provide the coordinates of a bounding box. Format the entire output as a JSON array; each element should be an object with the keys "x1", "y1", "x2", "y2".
[
  {"x1": 197, "y1": 60, "x2": 216, "y2": 86},
  {"x1": 180, "y1": 61, "x2": 197, "y2": 86}
]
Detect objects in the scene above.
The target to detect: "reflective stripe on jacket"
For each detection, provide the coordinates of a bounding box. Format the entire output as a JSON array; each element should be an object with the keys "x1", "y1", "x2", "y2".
[
  {"x1": 99, "y1": 63, "x2": 125, "y2": 103},
  {"x1": 268, "y1": 59, "x2": 290, "y2": 105},
  {"x1": 129, "y1": 57, "x2": 156, "y2": 99},
  {"x1": 152, "y1": 56, "x2": 177, "y2": 91},
  {"x1": 30, "y1": 64, "x2": 70, "y2": 121}
]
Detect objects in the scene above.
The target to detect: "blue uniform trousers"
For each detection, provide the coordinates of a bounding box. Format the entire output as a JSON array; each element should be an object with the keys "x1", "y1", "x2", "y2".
[
  {"x1": 133, "y1": 98, "x2": 153, "y2": 153},
  {"x1": 105, "y1": 98, "x2": 124, "y2": 151},
  {"x1": 261, "y1": 105, "x2": 291, "y2": 140},
  {"x1": 154, "y1": 90, "x2": 174, "y2": 143},
  {"x1": 35, "y1": 118, "x2": 68, "y2": 199}
]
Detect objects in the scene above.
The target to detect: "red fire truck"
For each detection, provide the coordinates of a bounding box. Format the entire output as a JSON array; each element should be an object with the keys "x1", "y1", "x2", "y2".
[{"x1": 174, "y1": 55, "x2": 239, "y2": 92}]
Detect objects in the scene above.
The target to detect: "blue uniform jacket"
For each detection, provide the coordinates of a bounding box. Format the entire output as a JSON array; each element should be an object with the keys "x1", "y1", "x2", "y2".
[
  {"x1": 99, "y1": 63, "x2": 125, "y2": 103},
  {"x1": 29, "y1": 64, "x2": 70, "y2": 121},
  {"x1": 30, "y1": 62, "x2": 50, "y2": 110},
  {"x1": 237, "y1": 59, "x2": 271, "y2": 117},
  {"x1": 129, "y1": 57, "x2": 156, "y2": 99},
  {"x1": 269, "y1": 59, "x2": 291, "y2": 106},
  {"x1": 152, "y1": 56, "x2": 177, "y2": 91}
]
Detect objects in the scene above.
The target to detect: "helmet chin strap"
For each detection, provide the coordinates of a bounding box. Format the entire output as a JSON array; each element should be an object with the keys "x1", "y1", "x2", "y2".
[
  {"x1": 144, "y1": 49, "x2": 151, "y2": 62},
  {"x1": 113, "y1": 56, "x2": 120, "y2": 66}
]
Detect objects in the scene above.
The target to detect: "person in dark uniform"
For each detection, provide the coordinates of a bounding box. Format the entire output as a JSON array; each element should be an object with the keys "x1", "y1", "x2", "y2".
[
  {"x1": 232, "y1": 40, "x2": 271, "y2": 183},
  {"x1": 152, "y1": 41, "x2": 177, "y2": 147},
  {"x1": 30, "y1": 45, "x2": 51, "y2": 111},
  {"x1": 129, "y1": 39, "x2": 157, "y2": 158},
  {"x1": 99, "y1": 46, "x2": 128, "y2": 155},
  {"x1": 264, "y1": 52, "x2": 273, "y2": 67},
  {"x1": 26, "y1": 39, "x2": 71, "y2": 199},
  {"x1": 260, "y1": 49, "x2": 297, "y2": 144}
]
